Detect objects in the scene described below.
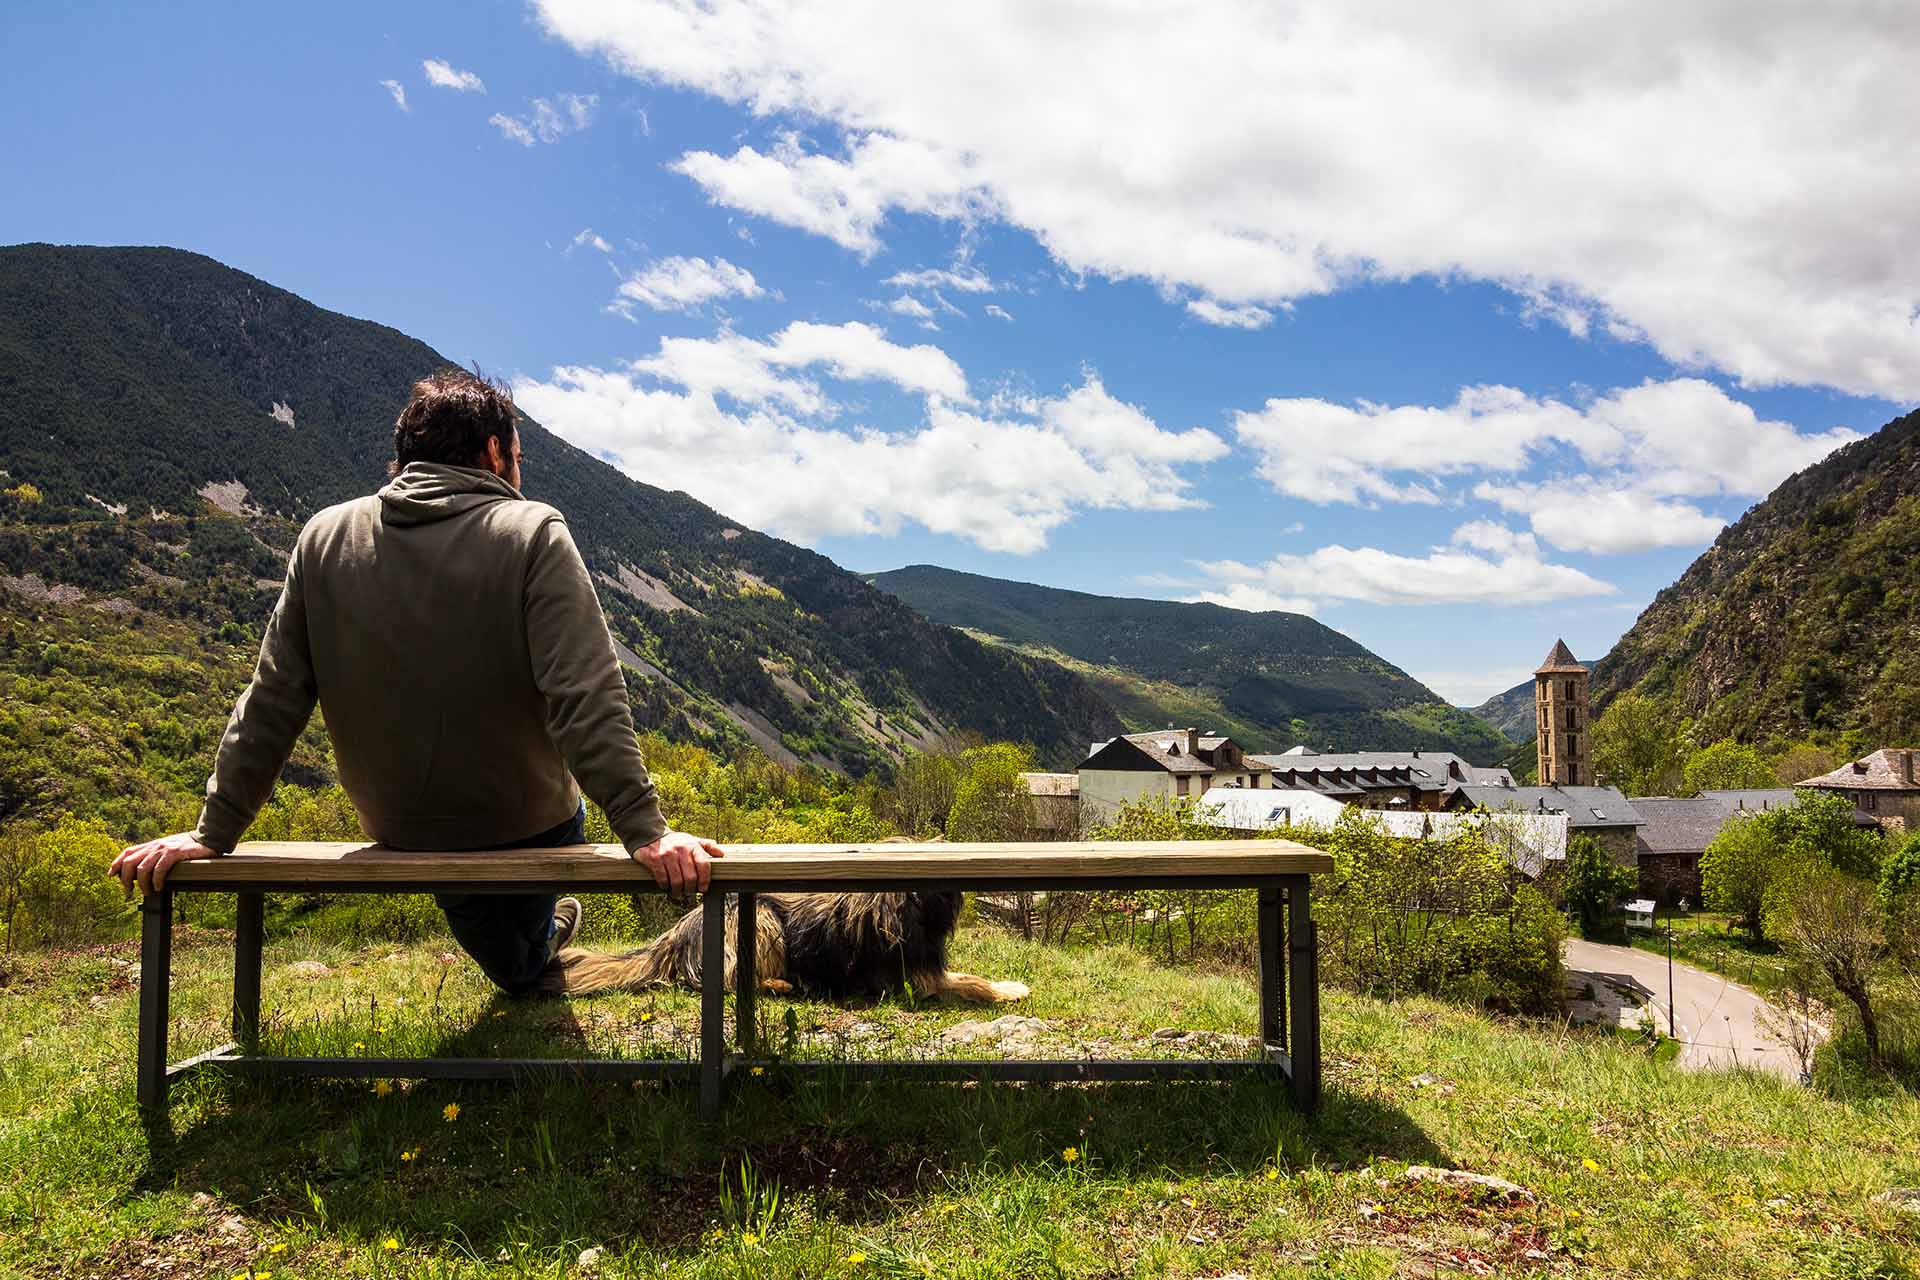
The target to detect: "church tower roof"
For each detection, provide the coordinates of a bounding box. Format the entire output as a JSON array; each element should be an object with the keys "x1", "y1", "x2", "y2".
[{"x1": 1534, "y1": 639, "x2": 1586, "y2": 674}]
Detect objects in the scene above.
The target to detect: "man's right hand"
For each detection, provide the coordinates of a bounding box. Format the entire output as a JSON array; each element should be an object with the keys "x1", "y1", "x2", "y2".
[{"x1": 632, "y1": 830, "x2": 724, "y2": 897}]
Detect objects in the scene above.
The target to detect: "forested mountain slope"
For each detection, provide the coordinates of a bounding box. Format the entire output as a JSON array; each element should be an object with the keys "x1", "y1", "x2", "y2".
[
  {"x1": 1591, "y1": 407, "x2": 1920, "y2": 748},
  {"x1": 0, "y1": 244, "x2": 1121, "y2": 827},
  {"x1": 870, "y1": 564, "x2": 1506, "y2": 760}
]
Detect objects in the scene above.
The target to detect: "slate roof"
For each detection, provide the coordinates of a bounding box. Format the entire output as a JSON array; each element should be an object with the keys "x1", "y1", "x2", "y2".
[
  {"x1": 1798, "y1": 749, "x2": 1920, "y2": 793},
  {"x1": 1450, "y1": 784, "x2": 1642, "y2": 829},
  {"x1": 1632, "y1": 797, "x2": 1734, "y2": 854},
  {"x1": 1250, "y1": 751, "x2": 1467, "y2": 792},
  {"x1": 1535, "y1": 639, "x2": 1587, "y2": 674},
  {"x1": 1699, "y1": 788, "x2": 1801, "y2": 812}
]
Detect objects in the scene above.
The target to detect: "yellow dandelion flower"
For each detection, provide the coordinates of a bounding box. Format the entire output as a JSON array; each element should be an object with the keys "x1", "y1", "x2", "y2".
[
  {"x1": 1266, "y1": 1168, "x2": 1280, "y2": 1181},
  {"x1": 383, "y1": 1237, "x2": 400, "y2": 1251},
  {"x1": 848, "y1": 1251, "x2": 867, "y2": 1264},
  {"x1": 1568, "y1": 1209, "x2": 1582, "y2": 1219},
  {"x1": 373, "y1": 1080, "x2": 392, "y2": 1098},
  {"x1": 443, "y1": 1102, "x2": 461, "y2": 1122},
  {"x1": 269, "y1": 1242, "x2": 287, "y2": 1254},
  {"x1": 400, "y1": 1150, "x2": 414, "y2": 1163},
  {"x1": 1581, "y1": 1158, "x2": 1601, "y2": 1173},
  {"x1": 640, "y1": 1011, "x2": 654, "y2": 1023},
  {"x1": 352, "y1": 1041, "x2": 366, "y2": 1052},
  {"x1": 1062, "y1": 1146, "x2": 1080, "y2": 1163},
  {"x1": 750, "y1": 1066, "x2": 765, "y2": 1077},
  {"x1": 257, "y1": 1272, "x2": 272, "y2": 1279}
]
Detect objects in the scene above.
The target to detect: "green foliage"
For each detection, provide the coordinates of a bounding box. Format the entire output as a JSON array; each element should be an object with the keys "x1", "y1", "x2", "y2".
[
  {"x1": 1682, "y1": 739, "x2": 1778, "y2": 795},
  {"x1": 1880, "y1": 834, "x2": 1920, "y2": 909},
  {"x1": 1306, "y1": 810, "x2": 1567, "y2": 1013},
  {"x1": 1564, "y1": 835, "x2": 1639, "y2": 938},
  {"x1": 1702, "y1": 790, "x2": 1889, "y2": 941},
  {"x1": 1592, "y1": 691, "x2": 1688, "y2": 797},
  {"x1": 946, "y1": 743, "x2": 1039, "y2": 841},
  {"x1": 1, "y1": 815, "x2": 129, "y2": 950}
]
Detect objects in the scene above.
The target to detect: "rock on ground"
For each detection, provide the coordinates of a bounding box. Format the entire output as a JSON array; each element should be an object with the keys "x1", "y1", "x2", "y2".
[
  {"x1": 1873, "y1": 1188, "x2": 1920, "y2": 1214},
  {"x1": 1398, "y1": 1165, "x2": 1536, "y2": 1202}
]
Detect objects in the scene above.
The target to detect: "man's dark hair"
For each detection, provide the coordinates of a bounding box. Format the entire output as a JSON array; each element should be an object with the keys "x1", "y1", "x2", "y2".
[{"x1": 390, "y1": 369, "x2": 518, "y2": 477}]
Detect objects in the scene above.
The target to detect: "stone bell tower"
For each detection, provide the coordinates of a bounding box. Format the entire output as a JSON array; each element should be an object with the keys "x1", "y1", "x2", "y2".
[{"x1": 1535, "y1": 639, "x2": 1591, "y2": 787}]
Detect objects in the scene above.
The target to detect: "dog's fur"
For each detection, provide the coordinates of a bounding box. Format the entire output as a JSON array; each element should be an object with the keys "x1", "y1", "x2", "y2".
[{"x1": 539, "y1": 888, "x2": 1029, "y2": 1003}]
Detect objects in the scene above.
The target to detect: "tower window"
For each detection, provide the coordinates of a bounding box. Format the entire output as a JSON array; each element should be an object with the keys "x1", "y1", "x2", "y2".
[{"x1": 1565, "y1": 678, "x2": 1576, "y2": 699}]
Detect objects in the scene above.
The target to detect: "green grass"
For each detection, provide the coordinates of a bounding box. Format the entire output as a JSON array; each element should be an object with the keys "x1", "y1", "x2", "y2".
[
  {"x1": 4, "y1": 919, "x2": 1920, "y2": 1278},
  {"x1": 1627, "y1": 912, "x2": 1792, "y2": 994}
]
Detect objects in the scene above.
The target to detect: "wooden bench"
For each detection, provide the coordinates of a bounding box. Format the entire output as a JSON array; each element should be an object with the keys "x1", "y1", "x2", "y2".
[{"x1": 143, "y1": 840, "x2": 1332, "y2": 1115}]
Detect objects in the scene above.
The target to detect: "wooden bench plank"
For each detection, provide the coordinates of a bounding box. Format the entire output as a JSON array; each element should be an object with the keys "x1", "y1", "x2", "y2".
[{"x1": 164, "y1": 839, "x2": 1334, "y2": 888}]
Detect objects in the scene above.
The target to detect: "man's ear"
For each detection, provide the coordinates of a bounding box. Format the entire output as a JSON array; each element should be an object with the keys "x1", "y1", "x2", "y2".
[{"x1": 483, "y1": 435, "x2": 508, "y2": 476}]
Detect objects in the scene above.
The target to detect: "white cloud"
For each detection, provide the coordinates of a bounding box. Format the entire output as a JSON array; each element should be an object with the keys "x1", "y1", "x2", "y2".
[
  {"x1": 1185, "y1": 298, "x2": 1273, "y2": 329},
  {"x1": 877, "y1": 294, "x2": 938, "y2": 329},
  {"x1": 516, "y1": 341, "x2": 1226, "y2": 553},
  {"x1": 670, "y1": 132, "x2": 988, "y2": 256},
  {"x1": 379, "y1": 80, "x2": 409, "y2": 112},
  {"x1": 422, "y1": 58, "x2": 486, "y2": 93},
  {"x1": 1233, "y1": 377, "x2": 1860, "y2": 550},
  {"x1": 534, "y1": 0, "x2": 1920, "y2": 399},
  {"x1": 1186, "y1": 521, "x2": 1615, "y2": 609},
  {"x1": 490, "y1": 92, "x2": 598, "y2": 146},
  {"x1": 569, "y1": 228, "x2": 614, "y2": 255},
  {"x1": 614, "y1": 255, "x2": 765, "y2": 313},
  {"x1": 1409, "y1": 666, "x2": 1539, "y2": 707},
  {"x1": 884, "y1": 264, "x2": 996, "y2": 293},
  {"x1": 983, "y1": 303, "x2": 1014, "y2": 322}
]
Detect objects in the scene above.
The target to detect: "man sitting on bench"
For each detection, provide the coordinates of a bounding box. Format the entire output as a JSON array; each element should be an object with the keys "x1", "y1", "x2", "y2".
[{"x1": 109, "y1": 369, "x2": 723, "y2": 996}]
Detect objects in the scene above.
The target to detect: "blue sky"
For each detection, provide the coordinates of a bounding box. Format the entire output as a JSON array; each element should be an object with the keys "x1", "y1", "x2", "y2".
[{"x1": 4, "y1": 0, "x2": 1913, "y2": 705}]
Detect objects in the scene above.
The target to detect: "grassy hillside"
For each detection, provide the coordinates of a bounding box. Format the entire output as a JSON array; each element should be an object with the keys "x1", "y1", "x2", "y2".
[
  {"x1": 5, "y1": 923, "x2": 1917, "y2": 1277},
  {"x1": 873, "y1": 565, "x2": 1507, "y2": 760},
  {"x1": 1592, "y1": 408, "x2": 1920, "y2": 749},
  {"x1": 0, "y1": 245, "x2": 1122, "y2": 814}
]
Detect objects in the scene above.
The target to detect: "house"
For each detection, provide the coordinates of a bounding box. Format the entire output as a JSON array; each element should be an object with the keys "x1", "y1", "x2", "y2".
[
  {"x1": 1361, "y1": 808, "x2": 1570, "y2": 879},
  {"x1": 1630, "y1": 796, "x2": 1729, "y2": 906},
  {"x1": 1796, "y1": 748, "x2": 1920, "y2": 833},
  {"x1": 1075, "y1": 729, "x2": 1272, "y2": 821},
  {"x1": 1197, "y1": 785, "x2": 1348, "y2": 832},
  {"x1": 1017, "y1": 772, "x2": 1081, "y2": 836},
  {"x1": 1445, "y1": 783, "x2": 1643, "y2": 864},
  {"x1": 1246, "y1": 748, "x2": 1511, "y2": 811},
  {"x1": 1629, "y1": 789, "x2": 1881, "y2": 907}
]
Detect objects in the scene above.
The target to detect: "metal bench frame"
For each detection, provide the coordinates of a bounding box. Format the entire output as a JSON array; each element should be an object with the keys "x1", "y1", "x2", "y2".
[{"x1": 138, "y1": 846, "x2": 1323, "y2": 1116}]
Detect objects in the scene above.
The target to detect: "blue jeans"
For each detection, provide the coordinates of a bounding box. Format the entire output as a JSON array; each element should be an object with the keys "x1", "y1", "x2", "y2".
[{"x1": 433, "y1": 802, "x2": 587, "y2": 997}]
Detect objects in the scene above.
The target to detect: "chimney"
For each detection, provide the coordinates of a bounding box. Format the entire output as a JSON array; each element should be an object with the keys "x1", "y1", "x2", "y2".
[{"x1": 1184, "y1": 727, "x2": 1200, "y2": 755}]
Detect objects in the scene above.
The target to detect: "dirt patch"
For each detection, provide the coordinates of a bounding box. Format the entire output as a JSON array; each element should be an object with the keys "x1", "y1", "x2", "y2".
[
  {"x1": 197, "y1": 480, "x2": 257, "y2": 515},
  {"x1": 759, "y1": 658, "x2": 813, "y2": 705},
  {"x1": 721, "y1": 701, "x2": 806, "y2": 770},
  {"x1": 598, "y1": 562, "x2": 699, "y2": 614},
  {"x1": 2, "y1": 573, "x2": 88, "y2": 605}
]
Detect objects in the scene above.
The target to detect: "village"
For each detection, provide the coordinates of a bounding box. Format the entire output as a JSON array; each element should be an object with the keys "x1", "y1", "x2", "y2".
[{"x1": 1022, "y1": 640, "x2": 1917, "y2": 916}]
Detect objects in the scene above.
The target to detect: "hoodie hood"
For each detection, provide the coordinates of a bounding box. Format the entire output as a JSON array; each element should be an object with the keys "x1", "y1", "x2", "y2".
[{"x1": 378, "y1": 462, "x2": 524, "y2": 527}]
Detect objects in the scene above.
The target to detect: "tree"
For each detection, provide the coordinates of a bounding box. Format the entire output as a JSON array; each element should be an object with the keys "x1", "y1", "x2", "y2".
[
  {"x1": 1564, "y1": 834, "x2": 1638, "y2": 938},
  {"x1": 1700, "y1": 790, "x2": 1887, "y2": 941},
  {"x1": 1780, "y1": 871, "x2": 1888, "y2": 1070},
  {"x1": 885, "y1": 749, "x2": 964, "y2": 837},
  {"x1": 1772, "y1": 742, "x2": 1836, "y2": 785},
  {"x1": 1591, "y1": 692, "x2": 1687, "y2": 797},
  {"x1": 1878, "y1": 833, "x2": 1920, "y2": 909},
  {"x1": 1756, "y1": 961, "x2": 1830, "y2": 1083},
  {"x1": 1682, "y1": 739, "x2": 1776, "y2": 795},
  {"x1": 946, "y1": 743, "x2": 1039, "y2": 842}
]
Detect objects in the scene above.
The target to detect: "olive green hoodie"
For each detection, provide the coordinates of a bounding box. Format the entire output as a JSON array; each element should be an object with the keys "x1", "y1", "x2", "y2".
[{"x1": 194, "y1": 462, "x2": 669, "y2": 854}]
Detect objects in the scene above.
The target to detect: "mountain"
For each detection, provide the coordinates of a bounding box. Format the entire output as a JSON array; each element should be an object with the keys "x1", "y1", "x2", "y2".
[
  {"x1": 1589, "y1": 407, "x2": 1920, "y2": 748},
  {"x1": 868, "y1": 564, "x2": 1507, "y2": 761},
  {"x1": 0, "y1": 244, "x2": 1123, "y2": 827},
  {"x1": 1470, "y1": 681, "x2": 1536, "y2": 741}
]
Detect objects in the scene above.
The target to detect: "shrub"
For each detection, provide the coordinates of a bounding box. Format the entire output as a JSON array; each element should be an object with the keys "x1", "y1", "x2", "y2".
[
  {"x1": 1564, "y1": 835, "x2": 1637, "y2": 938},
  {"x1": 3, "y1": 815, "x2": 130, "y2": 950}
]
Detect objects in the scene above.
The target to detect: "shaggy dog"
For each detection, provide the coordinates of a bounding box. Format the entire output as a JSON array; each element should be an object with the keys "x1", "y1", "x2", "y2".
[{"x1": 539, "y1": 889, "x2": 1031, "y2": 1003}]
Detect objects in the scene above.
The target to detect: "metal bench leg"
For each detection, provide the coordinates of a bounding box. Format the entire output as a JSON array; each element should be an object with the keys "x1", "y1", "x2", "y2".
[
  {"x1": 138, "y1": 891, "x2": 173, "y2": 1108},
  {"x1": 735, "y1": 892, "x2": 757, "y2": 1057},
  {"x1": 234, "y1": 892, "x2": 264, "y2": 1050},
  {"x1": 1258, "y1": 884, "x2": 1284, "y2": 1052},
  {"x1": 1287, "y1": 877, "x2": 1322, "y2": 1112},
  {"x1": 700, "y1": 891, "x2": 726, "y2": 1117}
]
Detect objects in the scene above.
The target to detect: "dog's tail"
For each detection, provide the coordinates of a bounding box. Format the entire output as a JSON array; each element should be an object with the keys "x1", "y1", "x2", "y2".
[{"x1": 538, "y1": 909, "x2": 699, "y2": 995}]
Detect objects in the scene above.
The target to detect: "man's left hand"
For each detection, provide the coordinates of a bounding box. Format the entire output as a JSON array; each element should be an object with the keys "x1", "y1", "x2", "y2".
[{"x1": 110, "y1": 832, "x2": 219, "y2": 896}]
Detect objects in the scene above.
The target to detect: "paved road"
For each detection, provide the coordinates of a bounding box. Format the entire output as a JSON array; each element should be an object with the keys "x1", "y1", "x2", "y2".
[{"x1": 1563, "y1": 937, "x2": 1803, "y2": 1078}]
